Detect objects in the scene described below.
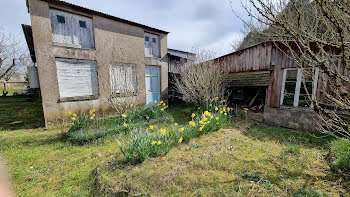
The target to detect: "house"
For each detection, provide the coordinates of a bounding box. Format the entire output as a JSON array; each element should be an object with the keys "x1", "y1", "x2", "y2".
[
  {"x1": 167, "y1": 49, "x2": 196, "y2": 101},
  {"x1": 214, "y1": 41, "x2": 348, "y2": 131},
  {"x1": 23, "y1": 0, "x2": 169, "y2": 125}
]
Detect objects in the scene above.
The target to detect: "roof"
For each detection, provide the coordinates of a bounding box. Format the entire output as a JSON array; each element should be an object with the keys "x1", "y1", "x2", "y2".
[
  {"x1": 168, "y1": 48, "x2": 196, "y2": 60},
  {"x1": 22, "y1": 24, "x2": 36, "y2": 62},
  {"x1": 26, "y1": 0, "x2": 169, "y2": 34}
]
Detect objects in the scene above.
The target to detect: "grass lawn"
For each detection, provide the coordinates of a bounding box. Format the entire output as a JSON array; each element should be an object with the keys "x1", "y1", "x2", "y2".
[
  {"x1": 0, "y1": 96, "x2": 44, "y2": 131},
  {"x1": 0, "y1": 103, "x2": 348, "y2": 196},
  {"x1": 0, "y1": 88, "x2": 18, "y2": 96}
]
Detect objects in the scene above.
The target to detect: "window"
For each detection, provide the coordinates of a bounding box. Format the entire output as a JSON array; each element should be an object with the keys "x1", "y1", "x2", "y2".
[
  {"x1": 110, "y1": 63, "x2": 137, "y2": 95},
  {"x1": 50, "y1": 9, "x2": 95, "y2": 49},
  {"x1": 55, "y1": 58, "x2": 98, "y2": 98},
  {"x1": 79, "y1": 21, "x2": 86, "y2": 28},
  {"x1": 57, "y1": 15, "x2": 65, "y2": 23},
  {"x1": 280, "y1": 68, "x2": 319, "y2": 107},
  {"x1": 144, "y1": 32, "x2": 160, "y2": 58}
]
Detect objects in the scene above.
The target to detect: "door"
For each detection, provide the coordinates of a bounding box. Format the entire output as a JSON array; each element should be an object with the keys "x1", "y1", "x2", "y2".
[{"x1": 145, "y1": 66, "x2": 160, "y2": 105}]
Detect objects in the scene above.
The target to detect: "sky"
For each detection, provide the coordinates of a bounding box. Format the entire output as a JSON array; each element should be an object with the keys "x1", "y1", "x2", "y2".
[{"x1": 0, "y1": 0, "x2": 248, "y2": 58}]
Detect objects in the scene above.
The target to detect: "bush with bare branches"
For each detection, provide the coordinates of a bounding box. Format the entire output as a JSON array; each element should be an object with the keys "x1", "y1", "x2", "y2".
[{"x1": 172, "y1": 49, "x2": 230, "y2": 106}]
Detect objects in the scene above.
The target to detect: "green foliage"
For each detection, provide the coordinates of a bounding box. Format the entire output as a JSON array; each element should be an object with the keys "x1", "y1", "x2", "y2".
[
  {"x1": 117, "y1": 102, "x2": 230, "y2": 163},
  {"x1": 67, "y1": 103, "x2": 173, "y2": 143},
  {"x1": 330, "y1": 139, "x2": 350, "y2": 172}
]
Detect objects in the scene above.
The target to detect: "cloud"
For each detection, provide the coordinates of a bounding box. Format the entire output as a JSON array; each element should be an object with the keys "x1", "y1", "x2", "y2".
[{"x1": 0, "y1": 0, "x2": 247, "y2": 58}]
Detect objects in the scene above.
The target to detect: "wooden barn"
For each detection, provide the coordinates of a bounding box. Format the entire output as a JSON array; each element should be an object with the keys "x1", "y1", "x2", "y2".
[{"x1": 214, "y1": 41, "x2": 347, "y2": 131}]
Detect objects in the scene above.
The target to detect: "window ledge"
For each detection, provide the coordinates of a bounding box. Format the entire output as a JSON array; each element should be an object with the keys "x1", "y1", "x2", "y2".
[
  {"x1": 53, "y1": 42, "x2": 96, "y2": 50},
  {"x1": 58, "y1": 95, "x2": 99, "y2": 103}
]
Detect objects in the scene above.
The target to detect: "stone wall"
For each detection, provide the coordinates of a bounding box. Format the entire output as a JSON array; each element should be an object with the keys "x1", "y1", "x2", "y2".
[{"x1": 263, "y1": 107, "x2": 319, "y2": 132}]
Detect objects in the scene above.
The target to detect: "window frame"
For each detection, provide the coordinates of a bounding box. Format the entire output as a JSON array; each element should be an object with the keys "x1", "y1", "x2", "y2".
[
  {"x1": 144, "y1": 32, "x2": 160, "y2": 58},
  {"x1": 280, "y1": 67, "x2": 319, "y2": 107},
  {"x1": 109, "y1": 63, "x2": 138, "y2": 97},
  {"x1": 57, "y1": 15, "x2": 65, "y2": 23}
]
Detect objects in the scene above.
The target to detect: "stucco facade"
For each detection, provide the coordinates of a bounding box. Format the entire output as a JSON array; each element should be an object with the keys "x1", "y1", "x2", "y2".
[{"x1": 26, "y1": 0, "x2": 168, "y2": 125}]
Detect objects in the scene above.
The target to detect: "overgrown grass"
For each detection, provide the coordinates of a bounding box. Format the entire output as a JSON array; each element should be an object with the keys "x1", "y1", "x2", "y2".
[
  {"x1": 0, "y1": 102, "x2": 349, "y2": 196},
  {"x1": 96, "y1": 123, "x2": 349, "y2": 196},
  {"x1": 0, "y1": 88, "x2": 18, "y2": 96},
  {"x1": 0, "y1": 96, "x2": 44, "y2": 131},
  {"x1": 67, "y1": 102, "x2": 173, "y2": 143},
  {"x1": 330, "y1": 139, "x2": 350, "y2": 172}
]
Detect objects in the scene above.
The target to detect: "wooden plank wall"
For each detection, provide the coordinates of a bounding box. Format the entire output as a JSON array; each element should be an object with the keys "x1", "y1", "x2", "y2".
[{"x1": 216, "y1": 42, "x2": 273, "y2": 73}]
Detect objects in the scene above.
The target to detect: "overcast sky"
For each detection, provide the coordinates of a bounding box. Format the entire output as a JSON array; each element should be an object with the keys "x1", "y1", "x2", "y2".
[{"x1": 0, "y1": 0, "x2": 247, "y2": 57}]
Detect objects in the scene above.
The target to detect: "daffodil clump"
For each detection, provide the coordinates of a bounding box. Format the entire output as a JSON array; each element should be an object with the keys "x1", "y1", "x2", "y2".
[
  {"x1": 117, "y1": 98, "x2": 231, "y2": 163},
  {"x1": 67, "y1": 101, "x2": 174, "y2": 143}
]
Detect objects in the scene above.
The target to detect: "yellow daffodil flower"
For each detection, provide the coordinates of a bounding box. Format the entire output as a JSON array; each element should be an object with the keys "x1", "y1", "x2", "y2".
[
  {"x1": 160, "y1": 128, "x2": 166, "y2": 136},
  {"x1": 178, "y1": 137, "x2": 183, "y2": 144},
  {"x1": 71, "y1": 117, "x2": 75, "y2": 121},
  {"x1": 150, "y1": 100, "x2": 153, "y2": 103},
  {"x1": 175, "y1": 123, "x2": 178, "y2": 126},
  {"x1": 68, "y1": 111, "x2": 72, "y2": 115},
  {"x1": 149, "y1": 125, "x2": 154, "y2": 130},
  {"x1": 123, "y1": 122, "x2": 128, "y2": 127},
  {"x1": 189, "y1": 121, "x2": 196, "y2": 127},
  {"x1": 157, "y1": 141, "x2": 161, "y2": 145},
  {"x1": 215, "y1": 106, "x2": 219, "y2": 111},
  {"x1": 152, "y1": 141, "x2": 156, "y2": 145},
  {"x1": 191, "y1": 113, "x2": 196, "y2": 118},
  {"x1": 179, "y1": 127, "x2": 184, "y2": 132},
  {"x1": 215, "y1": 117, "x2": 219, "y2": 120},
  {"x1": 130, "y1": 104, "x2": 134, "y2": 107},
  {"x1": 122, "y1": 114, "x2": 127, "y2": 118},
  {"x1": 215, "y1": 97, "x2": 219, "y2": 101},
  {"x1": 73, "y1": 114, "x2": 77, "y2": 117}
]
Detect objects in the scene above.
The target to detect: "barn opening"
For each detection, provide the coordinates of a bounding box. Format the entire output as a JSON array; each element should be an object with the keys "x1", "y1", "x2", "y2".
[{"x1": 225, "y1": 71, "x2": 270, "y2": 114}]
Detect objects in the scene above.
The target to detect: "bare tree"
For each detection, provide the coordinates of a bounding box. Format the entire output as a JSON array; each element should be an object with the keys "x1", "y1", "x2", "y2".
[
  {"x1": 172, "y1": 48, "x2": 230, "y2": 106},
  {"x1": 234, "y1": 0, "x2": 350, "y2": 139},
  {"x1": 0, "y1": 28, "x2": 30, "y2": 95}
]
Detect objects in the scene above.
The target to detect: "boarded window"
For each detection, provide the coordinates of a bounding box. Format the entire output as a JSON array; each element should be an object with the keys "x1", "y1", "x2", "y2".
[
  {"x1": 281, "y1": 68, "x2": 317, "y2": 107},
  {"x1": 110, "y1": 63, "x2": 137, "y2": 95},
  {"x1": 55, "y1": 58, "x2": 98, "y2": 98},
  {"x1": 50, "y1": 9, "x2": 95, "y2": 49},
  {"x1": 144, "y1": 32, "x2": 160, "y2": 58}
]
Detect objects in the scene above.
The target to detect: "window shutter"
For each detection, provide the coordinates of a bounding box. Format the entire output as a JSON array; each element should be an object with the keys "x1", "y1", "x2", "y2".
[{"x1": 56, "y1": 58, "x2": 98, "y2": 98}]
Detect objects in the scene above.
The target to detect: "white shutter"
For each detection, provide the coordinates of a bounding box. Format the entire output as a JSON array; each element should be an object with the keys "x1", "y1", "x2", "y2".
[
  {"x1": 56, "y1": 58, "x2": 98, "y2": 98},
  {"x1": 110, "y1": 64, "x2": 137, "y2": 94},
  {"x1": 50, "y1": 9, "x2": 94, "y2": 49},
  {"x1": 144, "y1": 33, "x2": 160, "y2": 58}
]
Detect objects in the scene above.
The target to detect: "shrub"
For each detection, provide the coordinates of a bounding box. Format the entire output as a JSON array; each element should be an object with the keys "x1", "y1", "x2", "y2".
[{"x1": 330, "y1": 139, "x2": 350, "y2": 172}]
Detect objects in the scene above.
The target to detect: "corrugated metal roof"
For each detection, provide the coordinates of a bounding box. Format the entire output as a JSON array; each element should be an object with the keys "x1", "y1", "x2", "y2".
[
  {"x1": 22, "y1": 24, "x2": 36, "y2": 62},
  {"x1": 27, "y1": 0, "x2": 169, "y2": 34},
  {"x1": 168, "y1": 49, "x2": 196, "y2": 60}
]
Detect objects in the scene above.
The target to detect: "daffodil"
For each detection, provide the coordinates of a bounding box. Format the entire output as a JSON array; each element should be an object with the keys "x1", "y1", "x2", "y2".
[
  {"x1": 157, "y1": 141, "x2": 161, "y2": 145},
  {"x1": 160, "y1": 101, "x2": 164, "y2": 104},
  {"x1": 219, "y1": 110, "x2": 223, "y2": 114},
  {"x1": 215, "y1": 106, "x2": 219, "y2": 111},
  {"x1": 122, "y1": 114, "x2": 127, "y2": 118},
  {"x1": 123, "y1": 122, "x2": 128, "y2": 127},
  {"x1": 71, "y1": 117, "x2": 75, "y2": 121},
  {"x1": 203, "y1": 117, "x2": 208, "y2": 122},
  {"x1": 199, "y1": 127, "x2": 203, "y2": 131},
  {"x1": 189, "y1": 121, "x2": 196, "y2": 127},
  {"x1": 215, "y1": 117, "x2": 219, "y2": 120},
  {"x1": 152, "y1": 141, "x2": 156, "y2": 145},
  {"x1": 178, "y1": 137, "x2": 183, "y2": 144},
  {"x1": 175, "y1": 123, "x2": 178, "y2": 126},
  {"x1": 150, "y1": 100, "x2": 153, "y2": 103},
  {"x1": 160, "y1": 128, "x2": 166, "y2": 136},
  {"x1": 73, "y1": 113, "x2": 77, "y2": 117},
  {"x1": 149, "y1": 125, "x2": 154, "y2": 130},
  {"x1": 209, "y1": 104, "x2": 212, "y2": 107},
  {"x1": 68, "y1": 111, "x2": 72, "y2": 115},
  {"x1": 191, "y1": 113, "x2": 196, "y2": 118},
  {"x1": 179, "y1": 127, "x2": 184, "y2": 132},
  {"x1": 215, "y1": 97, "x2": 219, "y2": 101},
  {"x1": 161, "y1": 108, "x2": 165, "y2": 111},
  {"x1": 90, "y1": 116, "x2": 94, "y2": 120},
  {"x1": 154, "y1": 100, "x2": 157, "y2": 104},
  {"x1": 224, "y1": 113, "x2": 227, "y2": 116},
  {"x1": 146, "y1": 128, "x2": 149, "y2": 132},
  {"x1": 130, "y1": 104, "x2": 134, "y2": 107}
]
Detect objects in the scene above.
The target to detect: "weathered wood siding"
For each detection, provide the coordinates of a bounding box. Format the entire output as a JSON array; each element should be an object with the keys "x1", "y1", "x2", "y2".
[
  {"x1": 55, "y1": 58, "x2": 98, "y2": 98},
  {"x1": 216, "y1": 42, "x2": 273, "y2": 73},
  {"x1": 50, "y1": 9, "x2": 95, "y2": 49}
]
